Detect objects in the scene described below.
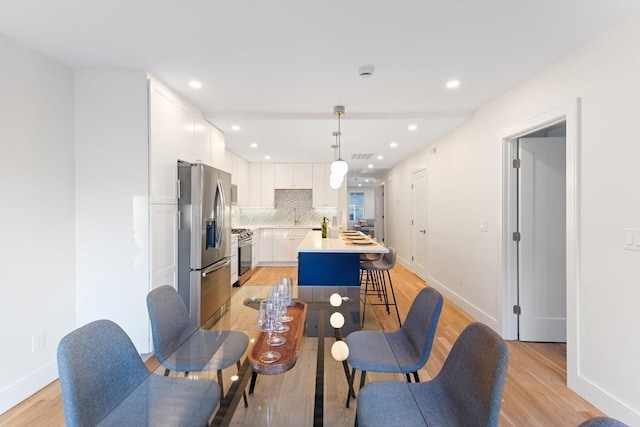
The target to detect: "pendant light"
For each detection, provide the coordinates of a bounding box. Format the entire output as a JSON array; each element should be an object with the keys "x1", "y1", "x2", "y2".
[
  {"x1": 330, "y1": 106, "x2": 349, "y2": 178},
  {"x1": 329, "y1": 140, "x2": 344, "y2": 189}
]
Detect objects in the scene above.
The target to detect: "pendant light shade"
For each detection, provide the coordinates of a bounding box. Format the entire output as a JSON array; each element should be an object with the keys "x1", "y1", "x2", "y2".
[
  {"x1": 331, "y1": 159, "x2": 349, "y2": 177},
  {"x1": 329, "y1": 172, "x2": 343, "y2": 189}
]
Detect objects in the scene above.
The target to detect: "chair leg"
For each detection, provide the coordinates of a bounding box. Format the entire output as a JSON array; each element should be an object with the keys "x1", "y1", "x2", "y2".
[
  {"x1": 354, "y1": 412, "x2": 358, "y2": 427},
  {"x1": 249, "y1": 371, "x2": 258, "y2": 394},
  {"x1": 184, "y1": 371, "x2": 189, "y2": 377},
  {"x1": 405, "y1": 373, "x2": 412, "y2": 383},
  {"x1": 237, "y1": 361, "x2": 249, "y2": 408},
  {"x1": 413, "y1": 371, "x2": 420, "y2": 383},
  {"x1": 359, "y1": 370, "x2": 367, "y2": 391},
  {"x1": 346, "y1": 367, "x2": 357, "y2": 408},
  {"x1": 386, "y1": 270, "x2": 402, "y2": 327},
  {"x1": 217, "y1": 370, "x2": 225, "y2": 398},
  {"x1": 164, "y1": 368, "x2": 170, "y2": 377}
]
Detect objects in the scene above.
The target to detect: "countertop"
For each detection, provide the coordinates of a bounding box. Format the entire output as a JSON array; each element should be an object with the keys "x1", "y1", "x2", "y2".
[{"x1": 296, "y1": 230, "x2": 388, "y2": 254}]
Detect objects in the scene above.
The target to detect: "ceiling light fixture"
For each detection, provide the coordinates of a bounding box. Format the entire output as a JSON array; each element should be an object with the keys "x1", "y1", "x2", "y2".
[
  {"x1": 390, "y1": 142, "x2": 398, "y2": 148},
  {"x1": 264, "y1": 155, "x2": 271, "y2": 160},
  {"x1": 250, "y1": 142, "x2": 258, "y2": 148},
  {"x1": 446, "y1": 79, "x2": 460, "y2": 88},
  {"x1": 231, "y1": 125, "x2": 240, "y2": 131},
  {"x1": 377, "y1": 155, "x2": 383, "y2": 160},
  {"x1": 188, "y1": 80, "x2": 202, "y2": 89},
  {"x1": 330, "y1": 105, "x2": 349, "y2": 179},
  {"x1": 408, "y1": 124, "x2": 417, "y2": 131}
]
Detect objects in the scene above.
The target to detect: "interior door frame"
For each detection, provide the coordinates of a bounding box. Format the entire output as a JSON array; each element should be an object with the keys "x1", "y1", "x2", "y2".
[
  {"x1": 410, "y1": 168, "x2": 427, "y2": 277},
  {"x1": 498, "y1": 99, "x2": 580, "y2": 385}
]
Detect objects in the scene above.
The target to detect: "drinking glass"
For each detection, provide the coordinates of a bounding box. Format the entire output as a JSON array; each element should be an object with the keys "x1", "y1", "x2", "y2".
[
  {"x1": 268, "y1": 289, "x2": 290, "y2": 335},
  {"x1": 276, "y1": 277, "x2": 294, "y2": 323},
  {"x1": 257, "y1": 299, "x2": 281, "y2": 363}
]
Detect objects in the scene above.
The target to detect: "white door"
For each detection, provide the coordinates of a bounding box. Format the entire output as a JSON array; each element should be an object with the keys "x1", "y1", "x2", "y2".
[
  {"x1": 411, "y1": 169, "x2": 428, "y2": 279},
  {"x1": 518, "y1": 137, "x2": 566, "y2": 342}
]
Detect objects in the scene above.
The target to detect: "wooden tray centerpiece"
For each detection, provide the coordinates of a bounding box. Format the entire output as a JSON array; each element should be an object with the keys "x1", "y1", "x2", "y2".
[{"x1": 248, "y1": 301, "x2": 307, "y2": 375}]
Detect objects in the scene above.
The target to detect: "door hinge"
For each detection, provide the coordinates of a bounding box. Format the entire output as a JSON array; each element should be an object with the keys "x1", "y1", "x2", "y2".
[
  {"x1": 513, "y1": 305, "x2": 521, "y2": 315},
  {"x1": 512, "y1": 231, "x2": 521, "y2": 241},
  {"x1": 411, "y1": 256, "x2": 414, "y2": 261},
  {"x1": 177, "y1": 210, "x2": 182, "y2": 231},
  {"x1": 512, "y1": 159, "x2": 521, "y2": 168},
  {"x1": 411, "y1": 219, "x2": 414, "y2": 225},
  {"x1": 177, "y1": 179, "x2": 181, "y2": 199}
]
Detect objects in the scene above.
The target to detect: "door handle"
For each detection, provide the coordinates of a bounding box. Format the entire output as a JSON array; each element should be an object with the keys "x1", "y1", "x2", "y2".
[
  {"x1": 202, "y1": 258, "x2": 231, "y2": 277},
  {"x1": 419, "y1": 229, "x2": 426, "y2": 234}
]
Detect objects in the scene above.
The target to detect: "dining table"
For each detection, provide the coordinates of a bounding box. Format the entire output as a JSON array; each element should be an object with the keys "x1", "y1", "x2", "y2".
[{"x1": 96, "y1": 283, "x2": 417, "y2": 427}]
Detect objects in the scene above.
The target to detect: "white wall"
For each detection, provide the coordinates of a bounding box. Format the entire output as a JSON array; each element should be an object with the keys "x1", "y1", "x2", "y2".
[
  {"x1": 74, "y1": 70, "x2": 150, "y2": 352},
  {"x1": 0, "y1": 34, "x2": 76, "y2": 412},
  {"x1": 383, "y1": 17, "x2": 640, "y2": 424}
]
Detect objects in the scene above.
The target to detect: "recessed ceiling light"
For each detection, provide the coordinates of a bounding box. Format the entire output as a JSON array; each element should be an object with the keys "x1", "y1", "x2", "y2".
[
  {"x1": 358, "y1": 183, "x2": 362, "y2": 187},
  {"x1": 390, "y1": 142, "x2": 398, "y2": 148},
  {"x1": 231, "y1": 125, "x2": 240, "y2": 131},
  {"x1": 368, "y1": 164, "x2": 373, "y2": 168},
  {"x1": 365, "y1": 179, "x2": 369, "y2": 183},
  {"x1": 250, "y1": 142, "x2": 258, "y2": 148},
  {"x1": 446, "y1": 80, "x2": 460, "y2": 89},
  {"x1": 264, "y1": 155, "x2": 271, "y2": 160},
  {"x1": 377, "y1": 155, "x2": 383, "y2": 160},
  {"x1": 408, "y1": 124, "x2": 417, "y2": 131},
  {"x1": 188, "y1": 80, "x2": 202, "y2": 89}
]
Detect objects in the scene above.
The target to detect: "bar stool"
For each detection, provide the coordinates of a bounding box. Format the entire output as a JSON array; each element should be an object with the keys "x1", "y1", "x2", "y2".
[{"x1": 360, "y1": 247, "x2": 402, "y2": 327}]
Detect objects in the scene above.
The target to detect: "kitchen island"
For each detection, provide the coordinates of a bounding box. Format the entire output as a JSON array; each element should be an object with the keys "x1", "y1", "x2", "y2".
[{"x1": 296, "y1": 230, "x2": 388, "y2": 286}]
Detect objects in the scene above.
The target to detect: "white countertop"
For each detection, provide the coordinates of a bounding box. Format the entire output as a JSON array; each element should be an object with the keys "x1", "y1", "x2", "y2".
[{"x1": 296, "y1": 230, "x2": 388, "y2": 254}]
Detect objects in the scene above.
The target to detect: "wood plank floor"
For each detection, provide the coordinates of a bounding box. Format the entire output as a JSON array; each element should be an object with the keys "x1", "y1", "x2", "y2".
[{"x1": 0, "y1": 265, "x2": 604, "y2": 426}]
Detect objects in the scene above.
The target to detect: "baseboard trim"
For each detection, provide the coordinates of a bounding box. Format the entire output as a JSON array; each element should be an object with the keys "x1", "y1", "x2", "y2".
[
  {"x1": 0, "y1": 362, "x2": 58, "y2": 414},
  {"x1": 570, "y1": 372, "x2": 640, "y2": 425}
]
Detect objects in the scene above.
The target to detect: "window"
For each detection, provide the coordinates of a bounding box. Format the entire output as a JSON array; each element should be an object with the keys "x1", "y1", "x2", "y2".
[{"x1": 349, "y1": 192, "x2": 365, "y2": 221}]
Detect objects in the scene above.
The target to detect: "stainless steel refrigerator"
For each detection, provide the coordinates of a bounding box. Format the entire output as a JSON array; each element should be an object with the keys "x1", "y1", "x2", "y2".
[{"x1": 178, "y1": 162, "x2": 232, "y2": 328}]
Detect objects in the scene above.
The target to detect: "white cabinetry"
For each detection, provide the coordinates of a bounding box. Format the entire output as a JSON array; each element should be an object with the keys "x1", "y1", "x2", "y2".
[
  {"x1": 150, "y1": 204, "x2": 178, "y2": 290},
  {"x1": 271, "y1": 228, "x2": 309, "y2": 263},
  {"x1": 261, "y1": 229, "x2": 274, "y2": 262},
  {"x1": 225, "y1": 151, "x2": 249, "y2": 207},
  {"x1": 230, "y1": 234, "x2": 238, "y2": 286},
  {"x1": 274, "y1": 163, "x2": 313, "y2": 189},
  {"x1": 312, "y1": 163, "x2": 338, "y2": 207},
  {"x1": 251, "y1": 234, "x2": 260, "y2": 268},
  {"x1": 149, "y1": 80, "x2": 178, "y2": 204},
  {"x1": 210, "y1": 125, "x2": 226, "y2": 170},
  {"x1": 249, "y1": 163, "x2": 275, "y2": 207}
]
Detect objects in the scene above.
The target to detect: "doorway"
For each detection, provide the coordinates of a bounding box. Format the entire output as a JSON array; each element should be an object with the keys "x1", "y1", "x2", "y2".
[{"x1": 499, "y1": 99, "x2": 579, "y2": 353}]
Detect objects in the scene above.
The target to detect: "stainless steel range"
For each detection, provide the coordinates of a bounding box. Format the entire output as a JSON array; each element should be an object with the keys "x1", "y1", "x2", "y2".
[{"x1": 231, "y1": 228, "x2": 253, "y2": 286}]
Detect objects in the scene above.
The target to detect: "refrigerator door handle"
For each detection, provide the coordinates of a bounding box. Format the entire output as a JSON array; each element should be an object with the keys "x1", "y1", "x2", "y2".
[
  {"x1": 201, "y1": 258, "x2": 230, "y2": 277},
  {"x1": 214, "y1": 178, "x2": 226, "y2": 248}
]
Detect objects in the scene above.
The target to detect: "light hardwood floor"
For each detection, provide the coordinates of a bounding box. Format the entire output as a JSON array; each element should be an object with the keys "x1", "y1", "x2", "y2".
[{"x1": 0, "y1": 265, "x2": 604, "y2": 426}]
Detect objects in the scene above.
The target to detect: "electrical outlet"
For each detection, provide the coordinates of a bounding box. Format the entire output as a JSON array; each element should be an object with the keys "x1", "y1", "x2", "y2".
[
  {"x1": 32, "y1": 330, "x2": 45, "y2": 352},
  {"x1": 623, "y1": 228, "x2": 640, "y2": 251},
  {"x1": 480, "y1": 220, "x2": 488, "y2": 232}
]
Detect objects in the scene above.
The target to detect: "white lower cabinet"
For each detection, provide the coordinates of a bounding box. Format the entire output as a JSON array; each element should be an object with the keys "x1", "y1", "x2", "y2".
[
  {"x1": 271, "y1": 228, "x2": 310, "y2": 263},
  {"x1": 260, "y1": 229, "x2": 273, "y2": 262},
  {"x1": 150, "y1": 204, "x2": 178, "y2": 290}
]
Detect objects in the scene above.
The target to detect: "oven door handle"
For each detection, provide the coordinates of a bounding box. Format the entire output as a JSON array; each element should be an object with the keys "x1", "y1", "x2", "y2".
[
  {"x1": 238, "y1": 239, "x2": 252, "y2": 248},
  {"x1": 202, "y1": 258, "x2": 230, "y2": 277}
]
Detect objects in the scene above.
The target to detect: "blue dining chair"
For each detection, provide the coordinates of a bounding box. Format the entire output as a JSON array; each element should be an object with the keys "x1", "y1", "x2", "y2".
[
  {"x1": 345, "y1": 286, "x2": 443, "y2": 407},
  {"x1": 147, "y1": 285, "x2": 249, "y2": 406},
  {"x1": 579, "y1": 417, "x2": 628, "y2": 427},
  {"x1": 57, "y1": 319, "x2": 220, "y2": 427},
  {"x1": 356, "y1": 322, "x2": 509, "y2": 427}
]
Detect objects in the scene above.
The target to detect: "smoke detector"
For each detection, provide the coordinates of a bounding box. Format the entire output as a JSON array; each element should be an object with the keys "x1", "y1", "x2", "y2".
[{"x1": 358, "y1": 64, "x2": 375, "y2": 77}]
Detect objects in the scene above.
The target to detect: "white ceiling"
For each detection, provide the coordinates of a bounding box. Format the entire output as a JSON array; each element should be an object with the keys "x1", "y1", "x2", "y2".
[{"x1": 1, "y1": 1, "x2": 638, "y2": 186}]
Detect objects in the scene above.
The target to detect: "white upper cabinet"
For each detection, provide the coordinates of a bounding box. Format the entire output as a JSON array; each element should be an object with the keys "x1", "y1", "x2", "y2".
[
  {"x1": 249, "y1": 163, "x2": 275, "y2": 207},
  {"x1": 274, "y1": 163, "x2": 312, "y2": 189},
  {"x1": 312, "y1": 163, "x2": 338, "y2": 207},
  {"x1": 193, "y1": 117, "x2": 211, "y2": 165},
  {"x1": 210, "y1": 125, "x2": 226, "y2": 170},
  {"x1": 176, "y1": 105, "x2": 196, "y2": 163},
  {"x1": 149, "y1": 79, "x2": 178, "y2": 204}
]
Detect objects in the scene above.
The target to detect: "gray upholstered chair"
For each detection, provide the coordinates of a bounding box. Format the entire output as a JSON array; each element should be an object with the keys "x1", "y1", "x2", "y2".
[
  {"x1": 57, "y1": 319, "x2": 220, "y2": 427},
  {"x1": 147, "y1": 285, "x2": 249, "y2": 405},
  {"x1": 579, "y1": 417, "x2": 628, "y2": 427},
  {"x1": 356, "y1": 322, "x2": 509, "y2": 427},
  {"x1": 345, "y1": 286, "x2": 443, "y2": 407}
]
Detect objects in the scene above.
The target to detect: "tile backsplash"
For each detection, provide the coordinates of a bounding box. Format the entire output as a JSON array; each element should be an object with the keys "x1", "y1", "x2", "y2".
[{"x1": 233, "y1": 189, "x2": 339, "y2": 227}]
